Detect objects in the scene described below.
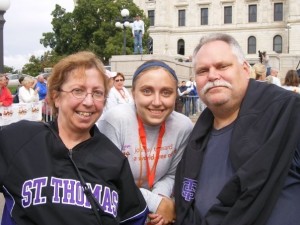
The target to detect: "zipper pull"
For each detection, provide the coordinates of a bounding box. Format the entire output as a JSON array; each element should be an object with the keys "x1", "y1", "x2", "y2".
[{"x1": 68, "y1": 149, "x2": 73, "y2": 159}]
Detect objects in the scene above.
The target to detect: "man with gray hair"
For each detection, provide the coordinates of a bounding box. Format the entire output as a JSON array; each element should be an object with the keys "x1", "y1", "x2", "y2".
[
  {"x1": 35, "y1": 74, "x2": 47, "y2": 100},
  {"x1": 175, "y1": 33, "x2": 300, "y2": 225},
  {"x1": 269, "y1": 67, "x2": 282, "y2": 86}
]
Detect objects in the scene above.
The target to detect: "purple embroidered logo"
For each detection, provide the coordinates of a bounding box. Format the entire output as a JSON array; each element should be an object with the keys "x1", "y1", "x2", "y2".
[{"x1": 182, "y1": 178, "x2": 197, "y2": 202}]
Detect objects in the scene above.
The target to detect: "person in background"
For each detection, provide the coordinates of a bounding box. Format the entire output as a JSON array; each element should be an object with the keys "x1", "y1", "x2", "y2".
[
  {"x1": 259, "y1": 50, "x2": 271, "y2": 76},
  {"x1": 188, "y1": 77, "x2": 198, "y2": 116},
  {"x1": 98, "y1": 60, "x2": 194, "y2": 224},
  {"x1": 266, "y1": 68, "x2": 281, "y2": 86},
  {"x1": 0, "y1": 51, "x2": 148, "y2": 225},
  {"x1": 35, "y1": 74, "x2": 48, "y2": 100},
  {"x1": 175, "y1": 33, "x2": 300, "y2": 225},
  {"x1": 0, "y1": 74, "x2": 13, "y2": 107},
  {"x1": 105, "y1": 70, "x2": 117, "y2": 89},
  {"x1": 18, "y1": 77, "x2": 39, "y2": 103},
  {"x1": 281, "y1": 69, "x2": 300, "y2": 93},
  {"x1": 177, "y1": 80, "x2": 191, "y2": 116},
  {"x1": 105, "y1": 72, "x2": 133, "y2": 111},
  {"x1": 251, "y1": 62, "x2": 266, "y2": 81},
  {"x1": 132, "y1": 14, "x2": 145, "y2": 54},
  {"x1": 174, "y1": 82, "x2": 184, "y2": 113},
  {"x1": 4, "y1": 75, "x2": 9, "y2": 87},
  {"x1": 13, "y1": 76, "x2": 25, "y2": 103}
]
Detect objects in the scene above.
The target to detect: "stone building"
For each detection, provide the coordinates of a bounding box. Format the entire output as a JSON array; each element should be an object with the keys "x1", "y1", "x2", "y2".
[
  {"x1": 72, "y1": 0, "x2": 300, "y2": 81},
  {"x1": 133, "y1": 0, "x2": 300, "y2": 80}
]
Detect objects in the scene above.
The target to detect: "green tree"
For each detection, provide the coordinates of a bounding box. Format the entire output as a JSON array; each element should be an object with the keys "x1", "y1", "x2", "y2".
[
  {"x1": 22, "y1": 51, "x2": 63, "y2": 76},
  {"x1": 4, "y1": 65, "x2": 16, "y2": 73},
  {"x1": 40, "y1": 0, "x2": 149, "y2": 64}
]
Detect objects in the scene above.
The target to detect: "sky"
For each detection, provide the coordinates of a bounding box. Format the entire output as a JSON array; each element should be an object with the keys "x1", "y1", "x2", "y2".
[{"x1": 3, "y1": 0, "x2": 75, "y2": 71}]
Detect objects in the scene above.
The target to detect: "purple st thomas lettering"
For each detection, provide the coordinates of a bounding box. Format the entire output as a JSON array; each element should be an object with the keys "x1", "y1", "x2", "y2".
[
  {"x1": 101, "y1": 186, "x2": 113, "y2": 215},
  {"x1": 75, "y1": 180, "x2": 85, "y2": 206},
  {"x1": 32, "y1": 177, "x2": 47, "y2": 205},
  {"x1": 22, "y1": 180, "x2": 33, "y2": 208},
  {"x1": 62, "y1": 179, "x2": 76, "y2": 205},
  {"x1": 51, "y1": 177, "x2": 63, "y2": 203},
  {"x1": 22, "y1": 177, "x2": 48, "y2": 208}
]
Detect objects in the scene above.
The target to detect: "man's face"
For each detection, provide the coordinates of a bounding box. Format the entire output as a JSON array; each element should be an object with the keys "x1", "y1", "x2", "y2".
[
  {"x1": 271, "y1": 70, "x2": 278, "y2": 77},
  {"x1": 194, "y1": 40, "x2": 250, "y2": 111}
]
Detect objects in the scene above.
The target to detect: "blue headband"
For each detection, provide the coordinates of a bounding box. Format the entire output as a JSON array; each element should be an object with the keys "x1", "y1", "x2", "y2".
[{"x1": 132, "y1": 61, "x2": 178, "y2": 83}]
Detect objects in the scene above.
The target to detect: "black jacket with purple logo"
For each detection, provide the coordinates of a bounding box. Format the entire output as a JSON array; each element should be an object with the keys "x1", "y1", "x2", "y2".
[
  {"x1": 175, "y1": 79, "x2": 300, "y2": 225},
  {"x1": 0, "y1": 120, "x2": 148, "y2": 225}
]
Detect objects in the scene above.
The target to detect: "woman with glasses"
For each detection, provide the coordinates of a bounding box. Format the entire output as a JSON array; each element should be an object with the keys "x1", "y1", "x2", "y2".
[
  {"x1": 98, "y1": 60, "x2": 194, "y2": 224},
  {"x1": 0, "y1": 51, "x2": 148, "y2": 225},
  {"x1": 105, "y1": 72, "x2": 133, "y2": 111}
]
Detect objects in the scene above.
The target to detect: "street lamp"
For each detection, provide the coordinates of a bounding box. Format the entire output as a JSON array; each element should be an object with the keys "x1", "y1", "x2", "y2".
[
  {"x1": 286, "y1": 23, "x2": 291, "y2": 54},
  {"x1": 115, "y1": 9, "x2": 132, "y2": 55},
  {"x1": 0, "y1": 0, "x2": 10, "y2": 73}
]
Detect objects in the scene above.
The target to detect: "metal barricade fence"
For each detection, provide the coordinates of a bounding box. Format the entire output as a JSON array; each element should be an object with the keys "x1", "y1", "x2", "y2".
[
  {"x1": 42, "y1": 100, "x2": 54, "y2": 122},
  {"x1": 175, "y1": 96, "x2": 206, "y2": 117}
]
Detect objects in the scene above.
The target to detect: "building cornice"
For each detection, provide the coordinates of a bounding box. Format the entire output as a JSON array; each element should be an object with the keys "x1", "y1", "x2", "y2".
[
  {"x1": 174, "y1": 3, "x2": 189, "y2": 7},
  {"x1": 196, "y1": 1, "x2": 212, "y2": 6},
  {"x1": 220, "y1": 0, "x2": 236, "y2": 3}
]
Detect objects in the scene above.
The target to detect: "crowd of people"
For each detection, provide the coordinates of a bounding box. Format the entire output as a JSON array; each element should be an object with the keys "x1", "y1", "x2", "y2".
[
  {"x1": 1, "y1": 33, "x2": 300, "y2": 225},
  {"x1": 0, "y1": 73, "x2": 49, "y2": 106},
  {"x1": 176, "y1": 78, "x2": 206, "y2": 117},
  {"x1": 251, "y1": 54, "x2": 300, "y2": 95}
]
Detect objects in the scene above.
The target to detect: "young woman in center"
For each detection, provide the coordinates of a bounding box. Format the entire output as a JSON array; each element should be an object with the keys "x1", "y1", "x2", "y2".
[{"x1": 98, "y1": 60, "x2": 194, "y2": 224}]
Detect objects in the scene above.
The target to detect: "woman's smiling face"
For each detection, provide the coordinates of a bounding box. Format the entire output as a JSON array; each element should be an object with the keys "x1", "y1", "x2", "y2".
[
  {"x1": 55, "y1": 67, "x2": 106, "y2": 135},
  {"x1": 132, "y1": 68, "x2": 177, "y2": 126}
]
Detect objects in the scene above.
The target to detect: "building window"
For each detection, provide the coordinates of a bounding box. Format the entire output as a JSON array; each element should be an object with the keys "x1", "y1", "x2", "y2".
[
  {"x1": 224, "y1": 6, "x2": 232, "y2": 24},
  {"x1": 248, "y1": 36, "x2": 256, "y2": 54},
  {"x1": 248, "y1": 5, "x2": 257, "y2": 22},
  {"x1": 273, "y1": 35, "x2": 282, "y2": 53},
  {"x1": 178, "y1": 10, "x2": 186, "y2": 26},
  {"x1": 201, "y1": 8, "x2": 208, "y2": 25},
  {"x1": 148, "y1": 10, "x2": 155, "y2": 26},
  {"x1": 274, "y1": 3, "x2": 283, "y2": 21},
  {"x1": 177, "y1": 39, "x2": 185, "y2": 55}
]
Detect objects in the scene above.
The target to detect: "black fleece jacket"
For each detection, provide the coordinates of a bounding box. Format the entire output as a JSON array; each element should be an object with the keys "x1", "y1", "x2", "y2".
[{"x1": 175, "y1": 79, "x2": 300, "y2": 225}]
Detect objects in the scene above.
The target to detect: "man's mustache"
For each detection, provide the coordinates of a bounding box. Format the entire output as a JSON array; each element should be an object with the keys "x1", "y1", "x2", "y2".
[{"x1": 201, "y1": 80, "x2": 232, "y2": 94}]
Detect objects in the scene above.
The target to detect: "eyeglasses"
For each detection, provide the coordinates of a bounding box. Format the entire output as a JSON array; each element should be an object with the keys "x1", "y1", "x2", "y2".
[
  {"x1": 59, "y1": 88, "x2": 105, "y2": 101},
  {"x1": 115, "y1": 79, "x2": 124, "y2": 82}
]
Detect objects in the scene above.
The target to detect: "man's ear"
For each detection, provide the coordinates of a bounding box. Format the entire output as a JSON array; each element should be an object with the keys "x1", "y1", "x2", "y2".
[{"x1": 243, "y1": 61, "x2": 251, "y2": 79}]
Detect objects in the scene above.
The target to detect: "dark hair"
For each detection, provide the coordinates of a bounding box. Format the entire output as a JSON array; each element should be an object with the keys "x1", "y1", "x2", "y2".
[
  {"x1": 18, "y1": 76, "x2": 25, "y2": 84},
  {"x1": 284, "y1": 70, "x2": 299, "y2": 87},
  {"x1": 133, "y1": 60, "x2": 177, "y2": 81},
  {"x1": 132, "y1": 60, "x2": 178, "y2": 90}
]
